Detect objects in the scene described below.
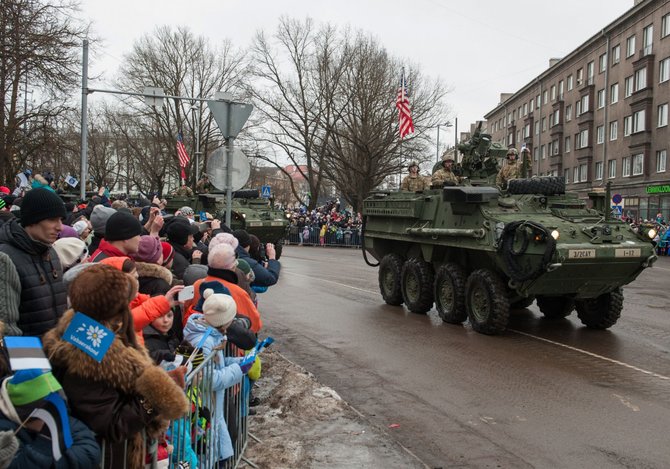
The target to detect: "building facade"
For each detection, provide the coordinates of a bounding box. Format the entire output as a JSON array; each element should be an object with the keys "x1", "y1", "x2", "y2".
[{"x1": 484, "y1": 0, "x2": 670, "y2": 221}]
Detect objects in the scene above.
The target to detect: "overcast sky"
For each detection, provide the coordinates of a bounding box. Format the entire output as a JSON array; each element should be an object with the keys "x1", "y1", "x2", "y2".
[{"x1": 79, "y1": 0, "x2": 635, "y2": 151}]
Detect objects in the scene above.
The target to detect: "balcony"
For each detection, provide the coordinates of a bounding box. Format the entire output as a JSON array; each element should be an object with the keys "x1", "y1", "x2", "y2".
[
  {"x1": 550, "y1": 124, "x2": 564, "y2": 136},
  {"x1": 629, "y1": 88, "x2": 654, "y2": 107},
  {"x1": 578, "y1": 111, "x2": 594, "y2": 124},
  {"x1": 628, "y1": 130, "x2": 652, "y2": 149},
  {"x1": 575, "y1": 147, "x2": 592, "y2": 160}
]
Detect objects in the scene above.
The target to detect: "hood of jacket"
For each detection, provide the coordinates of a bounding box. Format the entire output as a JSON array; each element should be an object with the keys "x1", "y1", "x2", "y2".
[
  {"x1": 136, "y1": 261, "x2": 173, "y2": 285},
  {"x1": 0, "y1": 218, "x2": 49, "y2": 256}
]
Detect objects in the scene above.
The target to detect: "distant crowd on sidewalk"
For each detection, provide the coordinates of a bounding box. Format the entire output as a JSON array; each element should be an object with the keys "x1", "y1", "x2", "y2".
[{"x1": 285, "y1": 198, "x2": 362, "y2": 247}]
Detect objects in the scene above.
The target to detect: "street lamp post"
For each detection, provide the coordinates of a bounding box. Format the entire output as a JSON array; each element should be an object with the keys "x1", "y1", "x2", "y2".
[
  {"x1": 436, "y1": 121, "x2": 453, "y2": 162},
  {"x1": 191, "y1": 104, "x2": 202, "y2": 182}
]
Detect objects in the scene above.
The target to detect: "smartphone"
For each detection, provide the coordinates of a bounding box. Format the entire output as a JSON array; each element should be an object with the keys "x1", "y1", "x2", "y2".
[{"x1": 178, "y1": 285, "x2": 195, "y2": 302}]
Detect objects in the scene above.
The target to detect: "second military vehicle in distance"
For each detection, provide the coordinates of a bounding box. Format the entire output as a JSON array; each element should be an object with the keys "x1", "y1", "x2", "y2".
[{"x1": 361, "y1": 129, "x2": 657, "y2": 335}]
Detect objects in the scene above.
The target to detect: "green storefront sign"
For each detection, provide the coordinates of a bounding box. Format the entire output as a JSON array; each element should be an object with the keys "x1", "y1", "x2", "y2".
[{"x1": 646, "y1": 184, "x2": 670, "y2": 194}]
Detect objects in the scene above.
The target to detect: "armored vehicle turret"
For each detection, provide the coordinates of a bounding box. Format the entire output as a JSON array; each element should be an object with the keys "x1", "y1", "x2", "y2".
[{"x1": 362, "y1": 129, "x2": 656, "y2": 335}]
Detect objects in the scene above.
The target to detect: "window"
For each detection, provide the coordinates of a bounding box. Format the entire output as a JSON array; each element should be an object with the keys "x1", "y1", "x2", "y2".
[
  {"x1": 608, "y1": 159, "x2": 616, "y2": 178},
  {"x1": 567, "y1": 75, "x2": 573, "y2": 91},
  {"x1": 576, "y1": 68, "x2": 584, "y2": 85},
  {"x1": 642, "y1": 24, "x2": 653, "y2": 56},
  {"x1": 533, "y1": 147, "x2": 539, "y2": 161},
  {"x1": 625, "y1": 76, "x2": 634, "y2": 97},
  {"x1": 541, "y1": 145, "x2": 546, "y2": 159},
  {"x1": 564, "y1": 168, "x2": 570, "y2": 183},
  {"x1": 660, "y1": 57, "x2": 670, "y2": 83},
  {"x1": 574, "y1": 167, "x2": 580, "y2": 182},
  {"x1": 543, "y1": 90, "x2": 548, "y2": 104},
  {"x1": 576, "y1": 129, "x2": 589, "y2": 149},
  {"x1": 579, "y1": 164, "x2": 588, "y2": 182},
  {"x1": 551, "y1": 85, "x2": 556, "y2": 101},
  {"x1": 633, "y1": 153, "x2": 644, "y2": 175},
  {"x1": 550, "y1": 109, "x2": 560, "y2": 127},
  {"x1": 523, "y1": 123, "x2": 530, "y2": 138},
  {"x1": 507, "y1": 133, "x2": 514, "y2": 145},
  {"x1": 610, "y1": 120, "x2": 618, "y2": 140},
  {"x1": 536, "y1": 94, "x2": 541, "y2": 109},
  {"x1": 597, "y1": 125, "x2": 605, "y2": 144},
  {"x1": 595, "y1": 161, "x2": 603, "y2": 180},
  {"x1": 579, "y1": 95, "x2": 589, "y2": 115},
  {"x1": 622, "y1": 156, "x2": 631, "y2": 177},
  {"x1": 610, "y1": 83, "x2": 619, "y2": 103},
  {"x1": 586, "y1": 61, "x2": 594, "y2": 83},
  {"x1": 626, "y1": 35, "x2": 636, "y2": 58},
  {"x1": 565, "y1": 104, "x2": 572, "y2": 121},
  {"x1": 663, "y1": 13, "x2": 670, "y2": 38},
  {"x1": 542, "y1": 117, "x2": 546, "y2": 131},
  {"x1": 529, "y1": 98, "x2": 534, "y2": 111},
  {"x1": 633, "y1": 109, "x2": 645, "y2": 133},
  {"x1": 565, "y1": 136, "x2": 571, "y2": 153},
  {"x1": 597, "y1": 89, "x2": 605, "y2": 109},
  {"x1": 523, "y1": 103, "x2": 528, "y2": 116},
  {"x1": 612, "y1": 44, "x2": 621, "y2": 65},
  {"x1": 634, "y1": 68, "x2": 647, "y2": 91},
  {"x1": 658, "y1": 103, "x2": 668, "y2": 127},
  {"x1": 657, "y1": 150, "x2": 667, "y2": 173},
  {"x1": 558, "y1": 80, "x2": 564, "y2": 98},
  {"x1": 599, "y1": 53, "x2": 607, "y2": 72},
  {"x1": 534, "y1": 121, "x2": 540, "y2": 135},
  {"x1": 551, "y1": 140, "x2": 559, "y2": 156},
  {"x1": 624, "y1": 115, "x2": 632, "y2": 136}
]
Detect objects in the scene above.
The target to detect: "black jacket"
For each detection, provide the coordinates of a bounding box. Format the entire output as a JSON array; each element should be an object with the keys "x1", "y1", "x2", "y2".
[
  {"x1": 0, "y1": 219, "x2": 67, "y2": 336},
  {"x1": 142, "y1": 324, "x2": 181, "y2": 365}
]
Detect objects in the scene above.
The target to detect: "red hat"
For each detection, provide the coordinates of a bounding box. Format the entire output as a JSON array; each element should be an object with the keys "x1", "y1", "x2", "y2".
[
  {"x1": 161, "y1": 242, "x2": 175, "y2": 266},
  {"x1": 0, "y1": 186, "x2": 10, "y2": 195}
]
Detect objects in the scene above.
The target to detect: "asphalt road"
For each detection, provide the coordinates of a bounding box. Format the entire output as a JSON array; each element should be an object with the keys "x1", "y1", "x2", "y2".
[{"x1": 261, "y1": 246, "x2": 670, "y2": 468}]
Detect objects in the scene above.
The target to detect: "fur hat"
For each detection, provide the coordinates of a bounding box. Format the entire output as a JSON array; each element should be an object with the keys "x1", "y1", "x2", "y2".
[
  {"x1": 201, "y1": 288, "x2": 237, "y2": 328},
  {"x1": 90, "y1": 205, "x2": 116, "y2": 235},
  {"x1": 53, "y1": 237, "x2": 88, "y2": 270},
  {"x1": 68, "y1": 264, "x2": 134, "y2": 323},
  {"x1": 133, "y1": 235, "x2": 162, "y2": 264},
  {"x1": 232, "y1": 229, "x2": 251, "y2": 248},
  {"x1": 19, "y1": 188, "x2": 66, "y2": 227},
  {"x1": 105, "y1": 211, "x2": 142, "y2": 242},
  {"x1": 208, "y1": 244, "x2": 237, "y2": 270}
]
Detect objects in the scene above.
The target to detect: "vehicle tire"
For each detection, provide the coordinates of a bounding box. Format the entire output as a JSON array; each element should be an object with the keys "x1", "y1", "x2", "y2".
[
  {"x1": 507, "y1": 176, "x2": 565, "y2": 196},
  {"x1": 434, "y1": 263, "x2": 467, "y2": 323},
  {"x1": 511, "y1": 296, "x2": 535, "y2": 310},
  {"x1": 232, "y1": 189, "x2": 261, "y2": 199},
  {"x1": 465, "y1": 269, "x2": 510, "y2": 335},
  {"x1": 575, "y1": 288, "x2": 623, "y2": 329},
  {"x1": 401, "y1": 258, "x2": 434, "y2": 314},
  {"x1": 536, "y1": 295, "x2": 574, "y2": 319},
  {"x1": 378, "y1": 253, "x2": 404, "y2": 306}
]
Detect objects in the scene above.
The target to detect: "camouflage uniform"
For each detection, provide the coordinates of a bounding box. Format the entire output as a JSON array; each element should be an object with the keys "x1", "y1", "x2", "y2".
[
  {"x1": 496, "y1": 160, "x2": 521, "y2": 189},
  {"x1": 196, "y1": 178, "x2": 213, "y2": 193},
  {"x1": 173, "y1": 185, "x2": 194, "y2": 197},
  {"x1": 401, "y1": 174, "x2": 429, "y2": 191},
  {"x1": 431, "y1": 168, "x2": 461, "y2": 186}
]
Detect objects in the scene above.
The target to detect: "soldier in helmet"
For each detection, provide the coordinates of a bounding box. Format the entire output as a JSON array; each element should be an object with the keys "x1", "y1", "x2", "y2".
[
  {"x1": 172, "y1": 184, "x2": 194, "y2": 197},
  {"x1": 196, "y1": 174, "x2": 213, "y2": 193},
  {"x1": 431, "y1": 155, "x2": 462, "y2": 186},
  {"x1": 401, "y1": 161, "x2": 429, "y2": 192},
  {"x1": 496, "y1": 148, "x2": 522, "y2": 189}
]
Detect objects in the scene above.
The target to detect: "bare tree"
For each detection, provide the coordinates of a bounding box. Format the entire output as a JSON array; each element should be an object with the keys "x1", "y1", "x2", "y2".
[
  {"x1": 0, "y1": 0, "x2": 89, "y2": 184},
  {"x1": 115, "y1": 25, "x2": 248, "y2": 192}
]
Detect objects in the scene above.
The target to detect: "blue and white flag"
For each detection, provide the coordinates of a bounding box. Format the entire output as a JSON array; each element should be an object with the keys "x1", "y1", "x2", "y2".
[
  {"x1": 65, "y1": 175, "x2": 79, "y2": 188},
  {"x1": 62, "y1": 312, "x2": 114, "y2": 363},
  {"x1": 3, "y1": 336, "x2": 51, "y2": 370}
]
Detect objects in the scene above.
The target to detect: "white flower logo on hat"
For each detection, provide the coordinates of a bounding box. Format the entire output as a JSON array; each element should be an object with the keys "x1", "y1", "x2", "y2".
[{"x1": 86, "y1": 325, "x2": 107, "y2": 348}]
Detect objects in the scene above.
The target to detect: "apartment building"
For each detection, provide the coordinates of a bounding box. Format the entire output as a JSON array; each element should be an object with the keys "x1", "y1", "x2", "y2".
[{"x1": 484, "y1": 0, "x2": 670, "y2": 221}]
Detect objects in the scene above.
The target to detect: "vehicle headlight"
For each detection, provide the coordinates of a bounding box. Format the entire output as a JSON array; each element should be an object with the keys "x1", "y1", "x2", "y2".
[
  {"x1": 242, "y1": 213, "x2": 246, "y2": 219},
  {"x1": 647, "y1": 228, "x2": 657, "y2": 239},
  {"x1": 286, "y1": 213, "x2": 291, "y2": 219},
  {"x1": 550, "y1": 229, "x2": 560, "y2": 240}
]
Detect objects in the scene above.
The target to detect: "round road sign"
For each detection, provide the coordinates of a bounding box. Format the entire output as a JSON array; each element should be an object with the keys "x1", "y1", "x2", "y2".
[{"x1": 612, "y1": 193, "x2": 623, "y2": 204}]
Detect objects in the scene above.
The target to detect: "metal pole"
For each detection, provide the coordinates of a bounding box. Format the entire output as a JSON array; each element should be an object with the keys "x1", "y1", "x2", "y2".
[
  {"x1": 436, "y1": 125, "x2": 441, "y2": 162},
  {"x1": 225, "y1": 101, "x2": 233, "y2": 227},
  {"x1": 80, "y1": 39, "x2": 89, "y2": 200},
  {"x1": 454, "y1": 117, "x2": 458, "y2": 162},
  {"x1": 194, "y1": 105, "x2": 201, "y2": 183}
]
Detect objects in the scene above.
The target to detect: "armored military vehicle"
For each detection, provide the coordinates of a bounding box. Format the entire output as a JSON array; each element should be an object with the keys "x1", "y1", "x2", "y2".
[
  {"x1": 362, "y1": 129, "x2": 657, "y2": 335},
  {"x1": 165, "y1": 189, "x2": 290, "y2": 258}
]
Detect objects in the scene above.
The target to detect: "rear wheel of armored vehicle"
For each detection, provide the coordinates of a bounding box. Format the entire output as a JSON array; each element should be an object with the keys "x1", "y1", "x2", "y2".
[
  {"x1": 537, "y1": 295, "x2": 574, "y2": 319},
  {"x1": 378, "y1": 253, "x2": 404, "y2": 306},
  {"x1": 575, "y1": 288, "x2": 623, "y2": 329},
  {"x1": 465, "y1": 269, "x2": 510, "y2": 335},
  {"x1": 401, "y1": 258, "x2": 434, "y2": 314},
  {"x1": 434, "y1": 263, "x2": 467, "y2": 324}
]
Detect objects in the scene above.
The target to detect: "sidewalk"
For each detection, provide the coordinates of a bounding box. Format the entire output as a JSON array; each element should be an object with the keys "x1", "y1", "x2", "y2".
[{"x1": 243, "y1": 350, "x2": 427, "y2": 469}]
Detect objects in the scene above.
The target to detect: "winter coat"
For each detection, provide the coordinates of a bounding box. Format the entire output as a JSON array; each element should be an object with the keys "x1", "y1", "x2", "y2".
[
  {"x1": 0, "y1": 379, "x2": 101, "y2": 468},
  {"x1": 235, "y1": 246, "x2": 281, "y2": 288},
  {"x1": 90, "y1": 239, "x2": 129, "y2": 262},
  {"x1": 169, "y1": 242, "x2": 195, "y2": 280},
  {"x1": 143, "y1": 324, "x2": 180, "y2": 365},
  {"x1": 185, "y1": 268, "x2": 262, "y2": 333},
  {"x1": 136, "y1": 261, "x2": 172, "y2": 296},
  {"x1": 0, "y1": 219, "x2": 67, "y2": 336},
  {"x1": 88, "y1": 233, "x2": 103, "y2": 254},
  {"x1": 183, "y1": 314, "x2": 244, "y2": 462},
  {"x1": 42, "y1": 310, "x2": 188, "y2": 469}
]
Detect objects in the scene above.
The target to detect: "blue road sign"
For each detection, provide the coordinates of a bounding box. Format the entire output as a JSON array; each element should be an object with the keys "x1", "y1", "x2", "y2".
[
  {"x1": 612, "y1": 193, "x2": 623, "y2": 204},
  {"x1": 611, "y1": 205, "x2": 623, "y2": 216},
  {"x1": 261, "y1": 185, "x2": 271, "y2": 198}
]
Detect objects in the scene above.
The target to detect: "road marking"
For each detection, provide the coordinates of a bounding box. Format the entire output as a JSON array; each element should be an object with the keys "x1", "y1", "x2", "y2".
[
  {"x1": 510, "y1": 329, "x2": 670, "y2": 382},
  {"x1": 286, "y1": 272, "x2": 670, "y2": 383},
  {"x1": 612, "y1": 393, "x2": 640, "y2": 412}
]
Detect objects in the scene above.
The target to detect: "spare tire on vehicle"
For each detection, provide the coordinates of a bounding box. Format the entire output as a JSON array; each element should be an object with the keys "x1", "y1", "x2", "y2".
[
  {"x1": 233, "y1": 189, "x2": 261, "y2": 199},
  {"x1": 507, "y1": 176, "x2": 565, "y2": 196}
]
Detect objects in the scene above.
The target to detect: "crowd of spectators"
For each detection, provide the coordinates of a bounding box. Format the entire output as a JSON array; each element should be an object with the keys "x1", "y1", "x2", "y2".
[
  {"x1": 626, "y1": 212, "x2": 670, "y2": 256},
  {"x1": 285, "y1": 198, "x2": 363, "y2": 247},
  {"x1": 0, "y1": 171, "x2": 281, "y2": 468}
]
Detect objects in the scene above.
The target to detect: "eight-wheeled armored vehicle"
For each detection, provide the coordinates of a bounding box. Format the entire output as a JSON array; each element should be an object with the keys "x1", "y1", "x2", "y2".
[{"x1": 362, "y1": 129, "x2": 657, "y2": 335}]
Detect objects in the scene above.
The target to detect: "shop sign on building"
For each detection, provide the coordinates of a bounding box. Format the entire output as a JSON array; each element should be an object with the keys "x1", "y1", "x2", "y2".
[{"x1": 646, "y1": 184, "x2": 670, "y2": 194}]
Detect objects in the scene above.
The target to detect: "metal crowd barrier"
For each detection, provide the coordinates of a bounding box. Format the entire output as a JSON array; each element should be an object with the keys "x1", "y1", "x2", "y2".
[{"x1": 286, "y1": 226, "x2": 362, "y2": 247}]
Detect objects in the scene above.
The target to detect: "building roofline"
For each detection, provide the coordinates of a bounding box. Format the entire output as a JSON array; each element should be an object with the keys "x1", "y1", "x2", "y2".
[{"x1": 484, "y1": 0, "x2": 662, "y2": 119}]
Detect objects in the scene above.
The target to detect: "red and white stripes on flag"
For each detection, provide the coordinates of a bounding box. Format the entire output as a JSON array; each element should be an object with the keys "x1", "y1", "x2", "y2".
[
  {"x1": 176, "y1": 132, "x2": 190, "y2": 180},
  {"x1": 396, "y1": 69, "x2": 415, "y2": 139}
]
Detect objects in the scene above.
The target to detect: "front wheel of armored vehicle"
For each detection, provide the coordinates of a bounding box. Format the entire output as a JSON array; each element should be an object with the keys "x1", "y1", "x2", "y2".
[
  {"x1": 378, "y1": 253, "x2": 404, "y2": 306},
  {"x1": 537, "y1": 296, "x2": 575, "y2": 319},
  {"x1": 575, "y1": 288, "x2": 623, "y2": 329},
  {"x1": 401, "y1": 258, "x2": 434, "y2": 314},
  {"x1": 434, "y1": 263, "x2": 467, "y2": 324},
  {"x1": 465, "y1": 269, "x2": 510, "y2": 335}
]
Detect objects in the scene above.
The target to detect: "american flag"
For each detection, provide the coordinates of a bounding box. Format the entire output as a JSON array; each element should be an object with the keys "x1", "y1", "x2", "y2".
[
  {"x1": 396, "y1": 70, "x2": 414, "y2": 139},
  {"x1": 176, "y1": 132, "x2": 190, "y2": 168}
]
